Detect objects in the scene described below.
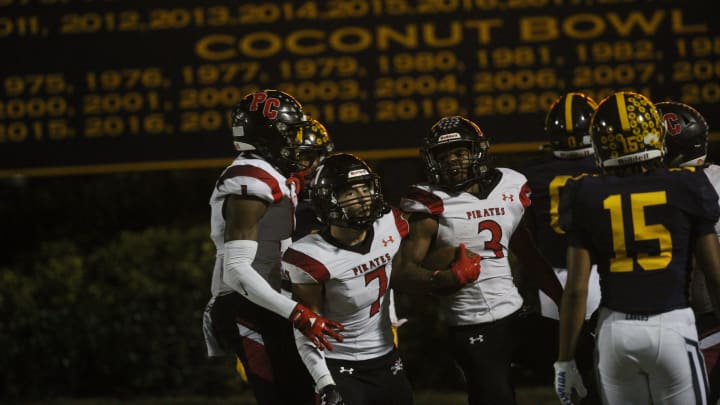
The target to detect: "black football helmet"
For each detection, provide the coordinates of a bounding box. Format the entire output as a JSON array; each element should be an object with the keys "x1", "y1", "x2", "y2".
[
  {"x1": 544, "y1": 92, "x2": 597, "y2": 158},
  {"x1": 292, "y1": 117, "x2": 335, "y2": 174},
  {"x1": 422, "y1": 116, "x2": 489, "y2": 190},
  {"x1": 231, "y1": 89, "x2": 309, "y2": 175},
  {"x1": 656, "y1": 101, "x2": 709, "y2": 167},
  {"x1": 591, "y1": 91, "x2": 665, "y2": 168},
  {"x1": 310, "y1": 153, "x2": 389, "y2": 230}
]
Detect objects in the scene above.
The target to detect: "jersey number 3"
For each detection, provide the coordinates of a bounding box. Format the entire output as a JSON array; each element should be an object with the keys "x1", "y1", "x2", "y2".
[
  {"x1": 478, "y1": 220, "x2": 504, "y2": 258},
  {"x1": 603, "y1": 191, "x2": 672, "y2": 272}
]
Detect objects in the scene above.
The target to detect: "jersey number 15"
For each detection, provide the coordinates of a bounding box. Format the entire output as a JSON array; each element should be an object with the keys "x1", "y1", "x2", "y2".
[{"x1": 603, "y1": 191, "x2": 672, "y2": 272}]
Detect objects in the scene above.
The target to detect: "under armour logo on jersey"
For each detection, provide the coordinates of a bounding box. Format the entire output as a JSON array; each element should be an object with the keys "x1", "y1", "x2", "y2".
[
  {"x1": 391, "y1": 359, "x2": 404, "y2": 375},
  {"x1": 382, "y1": 235, "x2": 395, "y2": 246},
  {"x1": 502, "y1": 193, "x2": 514, "y2": 201},
  {"x1": 468, "y1": 334, "x2": 484, "y2": 344},
  {"x1": 339, "y1": 367, "x2": 354, "y2": 374}
]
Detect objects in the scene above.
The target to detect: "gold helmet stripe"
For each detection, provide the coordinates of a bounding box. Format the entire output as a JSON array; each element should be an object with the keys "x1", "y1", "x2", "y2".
[
  {"x1": 616, "y1": 93, "x2": 631, "y2": 132},
  {"x1": 564, "y1": 95, "x2": 575, "y2": 133}
]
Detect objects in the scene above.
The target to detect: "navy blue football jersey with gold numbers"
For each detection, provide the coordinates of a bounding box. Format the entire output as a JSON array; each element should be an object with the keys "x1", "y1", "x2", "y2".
[
  {"x1": 520, "y1": 155, "x2": 598, "y2": 268},
  {"x1": 561, "y1": 167, "x2": 719, "y2": 313}
]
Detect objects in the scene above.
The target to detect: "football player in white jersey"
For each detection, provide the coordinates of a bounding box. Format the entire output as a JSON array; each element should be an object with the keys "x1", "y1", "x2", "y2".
[
  {"x1": 202, "y1": 90, "x2": 344, "y2": 405},
  {"x1": 557, "y1": 92, "x2": 720, "y2": 405},
  {"x1": 230, "y1": 116, "x2": 335, "y2": 385},
  {"x1": 395, "y1": 116, "x2": 563, "y2": 405},
  {"x1": 659, "y1": 100, "x2": 720, "y2": 404},
  {"x1": 283, "y1": 122, "x2": 409, "y2": 348},
  {"x1": 284, "y1": 153, "x2": 481, "y2": 405}
]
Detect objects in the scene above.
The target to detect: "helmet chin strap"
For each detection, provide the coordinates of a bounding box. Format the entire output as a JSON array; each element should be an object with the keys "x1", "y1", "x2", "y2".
[
  {"x1": 552, "y1": 147, "x2": 594, "y2": 159},
  {"x1": 441, "y1": 162, "x2": 490, "y2": 191},
  {"x1": 460, "y1": 170, "x2": 495, "y2": 192}
]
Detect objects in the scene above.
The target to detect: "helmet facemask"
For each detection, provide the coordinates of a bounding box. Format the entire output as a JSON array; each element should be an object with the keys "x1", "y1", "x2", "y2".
[
  {"x1": 422, "y1": 116, "x2": 489, "y2": 191},
  {"x1": 336, "y1": 178, "x2": 385, "y2": 229},
  {"x1": 311, "y1": 154, "x2": 388, "y2": 230},
  {"x1": 280, "y1": 119, "x2": 335, "y2": 182},
  {"x1": 423, "y1": 139, "x2": 489, "y2": 191}
]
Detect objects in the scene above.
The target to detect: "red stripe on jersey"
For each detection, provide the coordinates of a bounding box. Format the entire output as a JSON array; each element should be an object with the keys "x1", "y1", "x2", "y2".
[
  {"x1": 405, "y1": 186, "x2": 444, "y2": 214},
  {"x1": 520, "y1": 183, "x2": 531, "y2": 208},
  {"x1": 220, "y1": 165, "x2": 283, "y2": 202},
  {"x1": 241, "y1": 336, "x2": 274, "y2": 382},
  {"x1": 392, "y1": 207, "x2": 409, "y2": 238},
  {"x1": 283, "y1": 247, "x2": 331, "y2": 282}
]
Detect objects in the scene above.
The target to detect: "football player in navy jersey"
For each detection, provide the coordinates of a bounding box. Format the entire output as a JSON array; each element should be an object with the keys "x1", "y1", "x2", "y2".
[
  {"x1": 394, "y1": 115, "x2": 563, "y2": 405},
  {"x1": 556, "y1": 91, "x2": 720, "y2": 405},
  {"x1": 202, "y1": 90, "x2": 344, "y2": 405},
  {"x1": 517, "y1": 93, "x2": 601, "y2": 403},
  {"x1": 658, "y1": 100, "x2": 720, "y2": 404},
  {"x1": 283, "y1": 153, "x2": 481, "y2": 405}
]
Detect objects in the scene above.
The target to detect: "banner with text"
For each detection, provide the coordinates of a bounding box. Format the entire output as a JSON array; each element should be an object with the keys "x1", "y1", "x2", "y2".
[{"x1": 0, "y1": 0, "x2": 717, "y2": 175}]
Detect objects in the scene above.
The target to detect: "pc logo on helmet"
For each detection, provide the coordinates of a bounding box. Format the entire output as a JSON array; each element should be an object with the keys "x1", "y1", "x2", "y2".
[{"x1": 231, "y1": 90, "x2": 309, "y2": 175}]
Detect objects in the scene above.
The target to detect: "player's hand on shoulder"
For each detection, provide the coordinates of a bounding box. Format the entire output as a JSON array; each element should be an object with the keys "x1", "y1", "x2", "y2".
[
  {"x1": 319, "y1": 384, "x2": 344, "y2": 405},
  {"x1": 290, "y1": 303, "x2": 345, "y2": 351}
]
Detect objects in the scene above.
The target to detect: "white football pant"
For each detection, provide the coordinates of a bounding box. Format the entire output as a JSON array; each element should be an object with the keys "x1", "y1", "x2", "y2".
[{"x1": 595, "y1": 307, "x2": 708, "y2": 405}]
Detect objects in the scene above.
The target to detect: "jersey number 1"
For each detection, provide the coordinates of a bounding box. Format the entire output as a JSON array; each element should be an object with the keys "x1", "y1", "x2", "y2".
[{"x1": 603, "y1": 191, "x2": 672, "y2": 272}]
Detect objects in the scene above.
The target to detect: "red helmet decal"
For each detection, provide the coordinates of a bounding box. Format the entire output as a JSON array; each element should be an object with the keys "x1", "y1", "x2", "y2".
[
  {"x1": 663, "y1": 112, "x2": 681, "y2": 137},
  {"x1": 248, "y1": 92, "x2": 267, "y2": 111},
  {"x1": 248, "y1": 92, "x2": 281, "y2": 120},
  {"x1": 263, "y1": 98, "x2": 280, "y2": 120}
]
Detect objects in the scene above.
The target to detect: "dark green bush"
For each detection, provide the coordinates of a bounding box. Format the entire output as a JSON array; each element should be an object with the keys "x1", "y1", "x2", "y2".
[{"x1": 0, "y1": 225, "x2": 241, "y2": 401}]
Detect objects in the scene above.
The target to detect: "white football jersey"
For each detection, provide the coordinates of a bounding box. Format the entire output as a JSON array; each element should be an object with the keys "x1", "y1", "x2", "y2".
[
  {"x1": 703, "y1": 164, "x2": 720, "y2": 235},
  {"x1": 400, "y1": 168, "x2": 529, "y2": 326},
  {"x1": 283, "y1": 208, "x2": 409, "y2": 361},
  {"x1": 209, "y1": 155, "x2": 296, "y2": 297}
]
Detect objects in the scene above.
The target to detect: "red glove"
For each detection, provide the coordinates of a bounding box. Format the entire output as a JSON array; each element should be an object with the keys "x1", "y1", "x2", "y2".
[
  {"x1": 290, "y1": 304, "x2": 345, "y2": 351},
  {"x1": 449, "y1": 243, "x2": 481, "y2": 286}
]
